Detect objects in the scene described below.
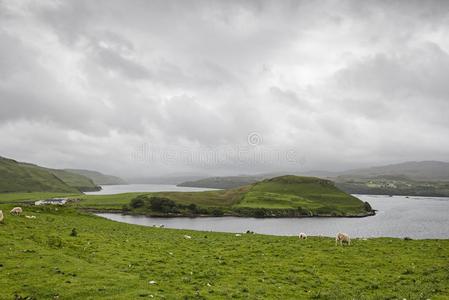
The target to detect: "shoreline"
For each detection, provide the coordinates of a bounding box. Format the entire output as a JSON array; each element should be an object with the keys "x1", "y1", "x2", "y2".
[{"x1": 82, "y1": 208, "x2": 376, "y2": 218}]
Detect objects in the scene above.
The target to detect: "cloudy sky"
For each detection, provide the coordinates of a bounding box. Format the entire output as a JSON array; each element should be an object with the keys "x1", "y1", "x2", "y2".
[{"x1": 1, "y1": 0, "x2": 449, "y2": 178}]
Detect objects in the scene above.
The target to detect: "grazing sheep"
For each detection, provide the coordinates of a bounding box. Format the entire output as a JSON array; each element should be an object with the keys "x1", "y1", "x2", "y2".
[
  {"x1": 183, "y1": 235, "x2": 192, "y2": 239},
  {"x1": 336, "y1": 232, "x2": 351, "y2": 246},
  {"x1": 10, "y1": 207, "x2": 23, "y2": 215},
  {"x1": 298, "y1": 232, "x2": 307, "y2": 239},
  {"x1": 0, "y1": 210, "x2": 3, "y2": 223}
]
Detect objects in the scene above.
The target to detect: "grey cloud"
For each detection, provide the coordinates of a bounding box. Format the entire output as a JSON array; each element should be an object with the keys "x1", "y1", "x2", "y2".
[{"x1": 1, "y1": 0, "x2": 449, "y2": 176}]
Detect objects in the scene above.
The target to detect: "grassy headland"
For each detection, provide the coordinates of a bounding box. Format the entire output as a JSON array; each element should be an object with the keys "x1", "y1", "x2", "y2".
[{"x1": 0, "y1": 205, "x2": 448, "y2": 299}]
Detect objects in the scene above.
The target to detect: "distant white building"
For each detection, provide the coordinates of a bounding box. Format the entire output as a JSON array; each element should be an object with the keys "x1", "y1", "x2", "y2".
[{"x1": 35, "y1": 198, "x2": 71, "y2": 206}]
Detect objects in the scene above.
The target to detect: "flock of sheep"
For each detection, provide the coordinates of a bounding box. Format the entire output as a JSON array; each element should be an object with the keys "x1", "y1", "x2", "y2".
[{"x1": 0, "y1": 206, "x2": 352, "y2": 246}]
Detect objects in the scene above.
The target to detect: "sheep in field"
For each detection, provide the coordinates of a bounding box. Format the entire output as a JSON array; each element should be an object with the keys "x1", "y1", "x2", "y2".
[
  {"x1": 298, "y1": 232, "x2": 307, "y2": 239},
  {"x1": 336, "y1": 232, "x2": 351, "y2": 246},
  {"x1": 10, "y1": 207, "x2": 23, "y2": 215},
  {"x1": 0, "y1": 210, "x2": 3, "y2": 223}
]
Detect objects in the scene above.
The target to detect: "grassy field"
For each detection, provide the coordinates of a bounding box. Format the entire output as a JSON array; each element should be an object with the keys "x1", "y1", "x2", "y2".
[{"x1": 0, "y1": 204, "x2": 448, "y2": 299}]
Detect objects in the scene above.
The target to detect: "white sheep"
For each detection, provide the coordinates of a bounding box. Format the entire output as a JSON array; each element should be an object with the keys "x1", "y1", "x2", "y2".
[
  {"x1": 336, "y1": 232, "x2": 351, "y2": 246},
  {"x1": 0, "y1": 210, "x2": 4, "y2": 223},
  {"x1": 10, "y1": 207, "x2": 23, "y2": 215},
  {"x1": 298, "y1": 232, "x2": 307, "y2": 239}
]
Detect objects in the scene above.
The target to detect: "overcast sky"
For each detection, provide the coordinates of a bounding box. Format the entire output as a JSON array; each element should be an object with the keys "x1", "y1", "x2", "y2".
[{"x1": 1, "y1": 0, "x2": 449, "y2": 178}]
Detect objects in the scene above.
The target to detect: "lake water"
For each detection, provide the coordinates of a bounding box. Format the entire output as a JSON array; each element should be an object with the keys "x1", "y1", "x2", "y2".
[
  {"x1": 96, "y1": 194, "x2": 449, "y2": 239},
  {"x1": 84, "y1": 184, "x2": 218, "y2": 195}
]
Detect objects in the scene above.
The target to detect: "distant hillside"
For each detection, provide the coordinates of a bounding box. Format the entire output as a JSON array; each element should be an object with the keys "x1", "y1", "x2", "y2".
[
  {"x1": 48, "y1": 169, "x2": 100, "y2": 192},
  {"x1": 308, "y1": 161, "x2": 449, "y2": 182},
  {"x1": 0, "y1": 156, "x2": 100, "y2": 193},
  {"x1": 65, "y1": 169, "x2": 126, "y2": 185},
  {"x1": 178, "y1": 175, "x2": 265, "y2": 189}
]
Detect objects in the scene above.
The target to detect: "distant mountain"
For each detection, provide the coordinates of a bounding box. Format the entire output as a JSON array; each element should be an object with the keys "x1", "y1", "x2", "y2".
[
  {"x1": 0, "y1": 156, "x2": 100, "y2": 193},
  {"x1": 337, "y1": 161, "x2": 449, "y2": 181},
  {"x1": 65, "y1": 169, "x2": 126, "y2": 185},
  {"x1": 304, "y1": 161, "x2": 449, "y2": 181}
]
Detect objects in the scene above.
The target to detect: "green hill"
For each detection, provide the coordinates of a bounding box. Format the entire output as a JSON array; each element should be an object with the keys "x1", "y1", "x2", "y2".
[
  {"x1": 64, "y1": 169, "x2": 126, "y2": 185},
  {"x1": 235, "y1": 176, "x2": 368, "y2": 215},
  {"x1": 79, "y1": 175, "x2": 372, "y2": 217},
  {"x1": 0, "y1": 156, "x2": 100, "y2": 193}
]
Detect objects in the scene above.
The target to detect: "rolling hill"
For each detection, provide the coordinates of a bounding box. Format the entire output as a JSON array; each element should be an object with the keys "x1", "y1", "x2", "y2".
[
  {"x1": 0, "y1": 156, "x2": 100, "y2": 193},
  {"x1": 64, "y1": 169, "x2": 126, "y2": 185}
]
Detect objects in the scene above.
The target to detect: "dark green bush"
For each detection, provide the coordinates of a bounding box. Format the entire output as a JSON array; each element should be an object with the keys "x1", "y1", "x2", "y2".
[
  {"x1": 130, "y1": 195, "x2": 147, "y2": 208},
  {"x1": 149, "y1": 197, "x2": 178, "y2": 213}
]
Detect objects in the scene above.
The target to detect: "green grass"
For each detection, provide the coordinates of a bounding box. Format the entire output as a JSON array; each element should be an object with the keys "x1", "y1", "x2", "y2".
[{"x1": 0, "y1": 205, "x2": 448, "y2": 299}]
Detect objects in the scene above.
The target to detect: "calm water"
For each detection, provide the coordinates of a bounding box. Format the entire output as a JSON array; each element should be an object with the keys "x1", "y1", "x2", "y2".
[
  {"x1": 84, "y1": 184, "x2": 218, "y2": 195},
  {"x1": 96, "y1": 194, "x2": 449, "y2": 239}
]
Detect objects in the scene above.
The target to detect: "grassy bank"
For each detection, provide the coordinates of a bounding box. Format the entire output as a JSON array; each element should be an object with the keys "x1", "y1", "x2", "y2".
[{"x1": 0, "y1": 204, "x2": 448, "y2": 299}]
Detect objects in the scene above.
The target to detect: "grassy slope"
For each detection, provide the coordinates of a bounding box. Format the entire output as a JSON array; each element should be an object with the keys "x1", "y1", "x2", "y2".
[
  {"x1": 0, "y1": 157, "x2": 78, "y2": 193},
  {"x1": 0, "y1": 205, "x2": 448, "y2": 299},
  {"x1": 64, "y1": 169, "x2": 126, "y2": 185},
  {"x1": 237, "y1": 176, "x2": 365, "y2": 214},
  {"x1": 49, "y1": 169, "x2": 100, "y2": 192},
  {"x1": 0, "y1": 156, "x2": 99, "y2": 193}
]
